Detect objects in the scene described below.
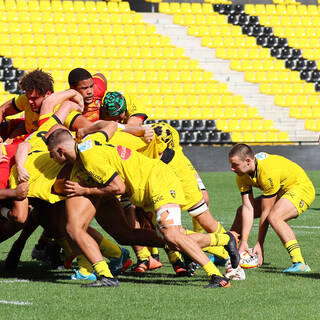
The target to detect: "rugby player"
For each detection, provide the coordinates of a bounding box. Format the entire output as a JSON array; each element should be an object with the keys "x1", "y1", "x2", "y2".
[{"x1": 229, "y1": 143, "x2": 315, "y2": 272}]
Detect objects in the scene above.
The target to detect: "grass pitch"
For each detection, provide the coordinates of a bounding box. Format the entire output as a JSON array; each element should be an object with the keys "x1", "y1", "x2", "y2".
[{"x1": 1, "y1": 171, "x2": 320, "y2": 320}]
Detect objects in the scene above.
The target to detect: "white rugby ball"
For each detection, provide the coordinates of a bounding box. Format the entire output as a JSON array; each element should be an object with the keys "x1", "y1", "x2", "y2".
[{"x1": 240, "y1": 249, "x2": 258, "y2": 269}]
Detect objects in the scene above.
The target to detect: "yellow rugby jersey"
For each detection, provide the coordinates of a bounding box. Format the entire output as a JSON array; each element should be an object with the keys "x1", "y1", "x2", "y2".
[
  {"x1": 76, "y1": 132, "x2": 163, "y2": 206},
  {"x1": 152, "y1": 122, "x2": 182, "y2": 153},
  {"x1": 236, "y1": 152, "x2": 312, "y2": 198},
  {"x1": 9, "y1": 115, "x2": 65, "y2": 203},
  {"x1": 12, "y1": 94, "x2": 40, "y2": 133},
  {"x1": 122, "y1": 94, "x2": 148, "y2": 124}
]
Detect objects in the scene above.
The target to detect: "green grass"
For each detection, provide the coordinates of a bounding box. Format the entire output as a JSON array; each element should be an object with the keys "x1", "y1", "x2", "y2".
[{"x1": 1, "y1": 171, "x2": 320, "y2": 320}]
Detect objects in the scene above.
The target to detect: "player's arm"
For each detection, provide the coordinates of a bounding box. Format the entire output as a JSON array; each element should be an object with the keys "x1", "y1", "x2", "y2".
[
  {"x1": 0, "y1": 99, "x2": 19, "y2": 122},
  {"x1": 15, "y1": 141, "x2": 32, "y2": 183},
  {"x1": 0, "y1": 183, "x2": 28, "y2": 201},
  {"x1": 126, "y1": 116, "x2": 145, "y2": 127},
  {"x1": 253, "y1": 195, "x2": 277, "y2": 266},
  {"x1": 239, "y1": 192, "x2": 255, "y2": 253},
  {"x1": 121, "y1": 125, "x2": 154, "y2": 143},
  {"x1": 76, "y1": 120, "x2": 118, "y2": 141},
  {"x1": 53, "y1": 101, "x2": 84, "y2": 125},
  {"x1": 65, "y1": 175, "x2": 125, "y2": 198},
  {"x1": 40, "y1": 89, "x2": 84, "y2": 116}
]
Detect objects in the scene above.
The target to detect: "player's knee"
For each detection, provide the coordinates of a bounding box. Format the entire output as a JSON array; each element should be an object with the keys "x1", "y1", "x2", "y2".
[{"x1": 65, "y1": 223, "x2": 79, "y2": 240}]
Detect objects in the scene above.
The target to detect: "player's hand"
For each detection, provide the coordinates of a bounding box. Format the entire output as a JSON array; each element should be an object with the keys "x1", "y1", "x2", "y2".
[
  {"x1": 17, "y1": 166, "x2": 30, "y2": 183},
  {"x1": 70, "y1": 91, "x2": 84, "y2": 112},
  {"x1": 64, "y1": 180, "x2": 87, "y2": 197},
  {"x1": 252, "y1": 242, "x2": 264, "y2": 266},
  {"x1": 76, "y1": 128, "x2": 86, "y2": 141},
  {"x1": 238, "y1": 240, "x2": 250, "y2": 254},
  {"x1": 0, "y1": 154, "x2": 9, "y2": 164},
  {"x1": 143, "y1": 126, "x2": 154, "y2": 143},
  {"x1": 15, "y1": 182, "x2": 29, "y2": 200}
]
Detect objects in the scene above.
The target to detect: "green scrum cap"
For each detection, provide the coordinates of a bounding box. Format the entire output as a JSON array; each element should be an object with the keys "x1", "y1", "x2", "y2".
[{"x1": 102, "y1": 91, "x2": 127, "y2": 116}]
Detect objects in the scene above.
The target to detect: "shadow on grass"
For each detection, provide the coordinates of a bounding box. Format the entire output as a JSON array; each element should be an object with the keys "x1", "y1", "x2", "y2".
[
  {"x1": 0, "y1": 260, "x2": 73, "y2": 283},
  {"x1": 0, "y1": 260, "x2": 207, "y2": 287},
  {"x1": 259, "y1": 264, "x2": 320, "y2": 279}
]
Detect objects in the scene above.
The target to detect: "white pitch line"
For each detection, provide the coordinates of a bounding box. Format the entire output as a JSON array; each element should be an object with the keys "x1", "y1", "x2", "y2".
[
  {"x1": 0, "y1": 300, "x2": 32, "y2": 306},
  {"x1": 0, "y1": 279, "x2": 30, "y2": 283}
]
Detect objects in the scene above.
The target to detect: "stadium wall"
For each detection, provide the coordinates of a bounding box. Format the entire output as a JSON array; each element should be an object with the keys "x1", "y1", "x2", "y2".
[{"x1": 183, "y1": 145, "x2": 320, "y2": 171}]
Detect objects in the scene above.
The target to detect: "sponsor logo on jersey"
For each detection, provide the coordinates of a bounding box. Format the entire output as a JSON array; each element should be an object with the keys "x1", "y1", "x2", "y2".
[
  {"x1": 255, "y1": 152, "x2": 268, "y2": 160},
  {"x1": 299, "y1": 200, "x2": 304, "y2": 208},
  {"x1": 152, "y1": 195, "x2": 164, "y2": 205},
  {"x1": 116, "y1": 145, "x2": 132, "y2": 160},
  {"x1": 78, "y1": 139, "x2": 93, "y2": 152},
  {"x1": 170, "y1": 190, "x2": 176, "y2": 198}
]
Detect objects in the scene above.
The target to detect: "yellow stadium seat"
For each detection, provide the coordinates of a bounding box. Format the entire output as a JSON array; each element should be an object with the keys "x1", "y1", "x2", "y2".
[
  {"x1": 231, "y1": 132, "x2": 243, "y2": 142},
  {"x1": 305, "y1": 119, "x2": 316, "y2": 130},
  {"x1": 159, "y1": 2, "x2": 170, "y2": 14},
  {"x1": 175, "y1": 95, "x2": 187, "y2": 107},
  {"x1": 243, "y1": 132, "x2": 256, "y2": 143},
  {"x1": 228, "y1": 119, "x2": 240, "y2": 131},
  {"x1": 28, "y1": 0, "x2": 40, "y2": 11},
  {"x1": 239, "y1": 119, "x2": 251, "y2": 131},
  {"x1": 180, "y1": 3, "x2": 192, "y2": 14},
  {"x1": 151, "y1": 95, "x2": 163, "y2": 107},
  {"x1": 266, "y1": 132, "x2": 279, "y2": 143},
  {"x1": 263, "y1": 119, "x2": 277, "y2": 131},
  {"x1": 210, "y1": 107, "x2": 223, "y2": 119},
  {"x1": 216, "y1": 119, "x2": 228, "y2": 131},
  {"x1": 255, "y1": 132, "x2": 267, "y2": 143},
  {"x1": 191, "y1": 3, "x2": 202, "y2": 14},
  {"x1": 4, "y1": 0, "x2": 16, "y2": 10},
  {"x1": 278, "y1": 132, "x2": 290, "y2": 142},
  {"x1": 170, "y1": 2, "x2": 181, "y2": 14},
  {"x1": 186, "y1": 95, "x2": 198, "y2": 107},
  {"x1": 251, "y1": 119, "x2": 263, "y2": 131},
  {"x1": 107, "y1": 1, "x2": 119, "y2": 13}
]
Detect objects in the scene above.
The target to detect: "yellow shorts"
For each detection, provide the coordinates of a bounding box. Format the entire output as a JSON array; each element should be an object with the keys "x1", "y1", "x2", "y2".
[
  {"x1": 143, "y1": 161, "x2": 187, "y2": 213},
  {"x1": 278, "y1": 181, "x2": 315, "y2": 214},
  {"x1": 167, "y1": 150, "x2": 203, "y2": 211}
]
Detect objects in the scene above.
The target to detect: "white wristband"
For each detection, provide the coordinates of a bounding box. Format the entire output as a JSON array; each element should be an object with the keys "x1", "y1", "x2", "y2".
[{"x1": 117, "y1": 123, "x2": 125, "y2": 129}]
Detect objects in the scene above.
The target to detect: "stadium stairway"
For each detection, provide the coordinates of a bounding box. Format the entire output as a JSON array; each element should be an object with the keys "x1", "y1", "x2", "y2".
[{"x1": 142, "y1": 9, "x2": 317, "y2": 142}]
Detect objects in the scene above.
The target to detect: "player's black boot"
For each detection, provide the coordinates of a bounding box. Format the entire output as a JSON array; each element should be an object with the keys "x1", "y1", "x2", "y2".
[
  {"x1": 224, "y1": 232, "x2": 240, "y2": 268},
  {"x1": 81, "y1": 276, "x2": 119, "y2": 288},
  {"x1": 206, "y1": 275, "x2": 231, "y2": 288}
]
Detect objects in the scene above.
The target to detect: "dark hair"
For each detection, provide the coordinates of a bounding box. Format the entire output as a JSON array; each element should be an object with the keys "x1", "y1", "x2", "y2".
[
  {"x1": 19, "y1": 69, "x2": 54, "y2": 95},
  {"x1": 46, "y1": 128, "x2": 73, "y2": 149},
  {"x1": 229, "y1": 143, "x2": 255, "y2": 160},
  {"x1": 68, "y1": 68, "x2": 92, "y2": 86}
]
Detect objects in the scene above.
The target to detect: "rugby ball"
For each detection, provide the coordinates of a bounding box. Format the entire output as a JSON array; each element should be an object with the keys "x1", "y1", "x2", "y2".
[{"x1": 240, "y1": 249, "x2": 258, "y2": 269}]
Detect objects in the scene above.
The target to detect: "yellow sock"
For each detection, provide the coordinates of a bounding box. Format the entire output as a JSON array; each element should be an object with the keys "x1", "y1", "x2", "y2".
[
  {"x1": 136, "y1": 247, "x2": 151, "y2": 261},
  {"x1": 93, "y1": 260, "x2": 113, "y2": 278},
  {"x1": 202, "y1": 261, "x2": 223, "y2": 277},
  {"x1": 203, "y1": 246, "x2": 229, "y2": 259},
  {"x1": 77, "y1": 254, "x2": 93, "y2": 276},
  {"x1": 192, "y1": 217, "x2": 204, "y2": 233},
  {"x1": 150, "y1": 247, "x2": 159, "y2": 256},
  {"x1": 214, "y1": 222, "x2": 226, "y2": 234},
  {"x1": 55, "y1": 237, "x2": 73, "y2": 261},
  {"x1": 99, "y1": 237, "x2": 122, "y2": 259},
  {"x1": 164, "y1": 246, "x2": 182, "y2": 264},
  {"x1": 285, "y1": 240, "x2": 305, "y2": 264},
  {"x1": 209, "y1": 233, "x2": 230, "y2": 246}
]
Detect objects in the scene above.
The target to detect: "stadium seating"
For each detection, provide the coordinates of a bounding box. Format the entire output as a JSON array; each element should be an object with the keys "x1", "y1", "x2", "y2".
[{"x1": 3, "y1": 1, "x2": 312, "y2": 144}]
